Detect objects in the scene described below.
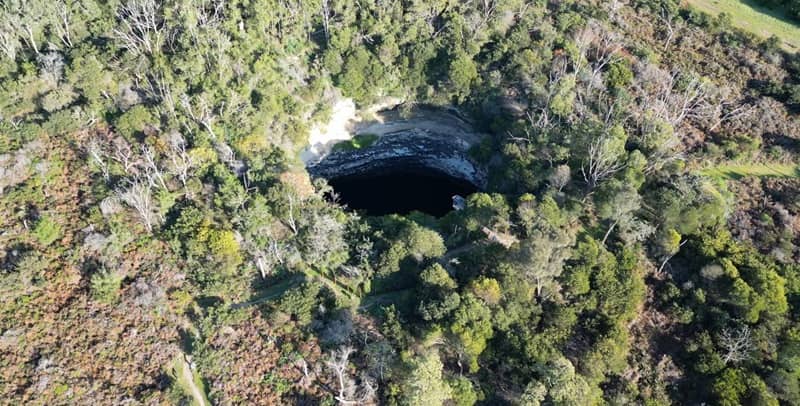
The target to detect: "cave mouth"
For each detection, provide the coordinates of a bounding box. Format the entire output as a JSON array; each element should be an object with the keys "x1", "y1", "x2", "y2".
[{"x1": 327, "y1": 167, "x2": 479, "y2": 217}]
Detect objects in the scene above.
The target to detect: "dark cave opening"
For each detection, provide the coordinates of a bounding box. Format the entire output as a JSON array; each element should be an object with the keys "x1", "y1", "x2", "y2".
[{"x1": 327, "y1": 168, "x2": 479, "y2": 217}]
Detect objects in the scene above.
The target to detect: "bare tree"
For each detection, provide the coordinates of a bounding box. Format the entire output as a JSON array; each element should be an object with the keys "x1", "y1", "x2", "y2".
[
  {"x1": 364, "y1": 340, "x2": 395, "y2": 382},
  {"x1": 117, "y1": 178, "x2": 160, "y2": 232},
  {"x1": 20, "y1": 1, "x2": 46, "y2": 55},
  {"x1": 634, "y1": 66, "x2": 714, "y2": 128},
  {"x1": 38, "y1": 52, "x2": 66, "y2": 87},
  {"x1": 480, "y1": 0, "x2": 497, "y2": 22},
  {"x1": 604, "y1": 0, "x2": 626, "y2": 25},
  {"x1": 575, "y1": 21, "x2": 623, "y2": 90},
  {"x1": 638, "y1": 121, "x2": 684, "y2": 174},
  {"x1": 111, "y1": 138, "x2": 139, "y2": 175},
  {"x1": 0, "y1": 1, "x2": 48, "y2": 58},
  {"x1": 326, "y1": 346, "x2": 356, "y2": 404},
  {"x1": 87, "y1": 140, "x2": 110, "y2": 180},
  {"x1": 113, "y1": 0, "x2": 164, "y2": 56},
  {"x1": 659, "y1": 6, "x2": 685, "y2": 51},
  {"x1": 519, "y1": 56, "x2": 569, "y2": 134},
  {"x1": 0, "y1": 7, "x2": 21, "y2": 60},
  {"x1": 165, "y1": 131, "x2": 194, "y2": 187},
  {"x1": 320, "y1": 0, "x2": 332, "y2": 43},
  {"x1": 302, "y1": 211, "x2": 347, "y2": 268},
  {"x1": 55, "y1": 0, "x2": 73, "y2": 48},
  {"x1": 325, "y1": 346, "x2": 377, "y2": 405},
  {"x1": 249, "y1": 239, "x2": 288, "y2": 279},
  {"x1": 581, "y1": 130, "x2": 626, "y2": 189},
  {"x1": 518, "y1": 228, "x2": 573, "y2": 299},
  {"x1": 283, "y1": 192, "x2": 298, "y2": 235},
  {"x1": 719, "y1": 325, "x2": 752, "y2": 365},
  {"x1": 657, "y1": 244, "x2": 683, "y2": 275},
  {"x1": 466, "y1": 0, "x2": 497, "y2": 39},
  {"x1": 179, "y1": 0, "x2": 225, "y2": 45},
  {"x1": 142, "y1": 72, "x2": 177, "y2": 118},
  {"x1": 708, "y1": 100, "x2": 754, "y2": 132},
  {"x1": 141, "y1": 145, "x2": 168, "y2": 190},
  {"x1": 597, "y1": 184, "x2": 654, "y2": 246},
  {"x1": 180, "y1": 94, "x2": 217, "y2": 139}
]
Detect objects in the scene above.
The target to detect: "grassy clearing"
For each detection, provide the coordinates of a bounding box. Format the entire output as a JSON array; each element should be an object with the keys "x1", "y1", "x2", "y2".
[
  {"x1": 699, "y1": 163, "x2": 800, "y2": 179},
  {"x1": 686, "y1": 0, "x2": 800, "y2": 51}
]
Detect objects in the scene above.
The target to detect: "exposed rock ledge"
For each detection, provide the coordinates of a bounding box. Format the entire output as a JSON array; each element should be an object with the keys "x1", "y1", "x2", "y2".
[{"x1": 305, "y1": 105, "x2": 488, "y2": 188}]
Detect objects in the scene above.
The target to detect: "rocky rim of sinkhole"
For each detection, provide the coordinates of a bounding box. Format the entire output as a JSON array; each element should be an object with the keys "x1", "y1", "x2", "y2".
[{"x1": 302, "y1": 99, "x2": 488, "y2": 189}]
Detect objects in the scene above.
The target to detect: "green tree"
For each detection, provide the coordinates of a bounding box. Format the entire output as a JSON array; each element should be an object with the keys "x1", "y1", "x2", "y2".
[
  {"x1": 401, "y1": 350, "x2": 452, "y2": 406},
  {"x1": 448, "y1": 49, "x2": 478, "y2": 102},
  {"x1": 417, "y1": 264, "x2": 461, "y2": 321},
  {"x1": 550, "y1": 75, "x2": 576, "y2": 117},
  {"x1": 595, "y1": 181, "x2": 653, "y2": 245},
  {"x1": 468, "y1": 277, "x2": 502, "y2": 306},
  {"x1": 379, "y1": 221, "x2": 446, "y2": 275},
  {"x1": 450, "y1": 294, "x2": 494, "y2": 372},
  {"x1": 115, "y1": 105, "x2": 155, "y2": 140},
  {"x1": 448, "y1": 376, "x2": 479, "y2": 406},
  {"x1": 275, "y1": 282, "x2": 322, "y2": 326},
  {"x1": 533, "y1": 357, "x2": 600, "y2": 406}
]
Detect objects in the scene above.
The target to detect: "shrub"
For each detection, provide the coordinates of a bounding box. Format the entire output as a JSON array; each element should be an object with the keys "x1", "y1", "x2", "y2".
[
  {"x1": 606, "y1": 60, "x2": 633, "y2": 90},
  {"x1": 91, "y1": 270, "x2": 124, "y2": 304},
  {"x1": 33, "y1": 217, "x2": 62, "y2": 246},
  {"x1": 115, "y1": 105, "x2": 155, "y2": 140},
  {"x1": 207, "y1": 229, "x2": 243, "y2": 272}
]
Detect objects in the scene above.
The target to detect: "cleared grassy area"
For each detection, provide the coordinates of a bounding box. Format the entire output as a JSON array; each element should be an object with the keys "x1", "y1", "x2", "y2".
[
  {"x1": 699, "y1": 163, "x2": 800, "y2": 179},
  {"x1": 686, "y1": 0, "x2": 800, "y2": 51}
]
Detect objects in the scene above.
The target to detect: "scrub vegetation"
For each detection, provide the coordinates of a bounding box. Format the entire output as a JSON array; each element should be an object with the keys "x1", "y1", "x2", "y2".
[{"x1": 0, "y1": 0, "x2": 799, "y2": 405}]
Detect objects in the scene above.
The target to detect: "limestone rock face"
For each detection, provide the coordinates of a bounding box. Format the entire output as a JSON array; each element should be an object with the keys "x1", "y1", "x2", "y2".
[{"x1": 306, "y1": 106, "x2": 488, "y2": 188}]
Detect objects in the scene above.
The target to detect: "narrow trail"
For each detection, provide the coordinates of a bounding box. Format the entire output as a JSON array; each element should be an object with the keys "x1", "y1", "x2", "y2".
[
  {"x1": 230, "y1": 275, "x2": 304, "y2": 309},
  {"x1": 233, "y1": 242, "x2": 486, "y2": 311},
  {"x1": 174, "y1": 354, "x2": 210, "y2": 406}
]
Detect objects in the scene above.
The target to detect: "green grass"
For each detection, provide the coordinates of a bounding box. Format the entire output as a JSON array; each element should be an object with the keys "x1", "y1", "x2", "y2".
[
  {"x1": 686, "y1": 0, "x2": 800, "y2": 51},
  {"x1": 331, "y1": 133, "x2": 379, "y2": 153},
  {"x1": 699, "y1": 163, "x2": 800, "y2": 179}
]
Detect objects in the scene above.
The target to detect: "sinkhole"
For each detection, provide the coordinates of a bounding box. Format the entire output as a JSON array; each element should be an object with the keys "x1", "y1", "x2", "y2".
[
  {"x1": 303, "y1": 104, "x2": 488, "y2": 217},
  {"x1": 326, "y1": 168, "x2": 479, "y2": 217}
]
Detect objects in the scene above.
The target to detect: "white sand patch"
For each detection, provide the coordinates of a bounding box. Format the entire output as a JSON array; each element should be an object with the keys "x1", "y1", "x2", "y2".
[
  {"x1": 300, "y1": 97, "x2": 404, "y2": 164},
  {"x1": 301, "y1": 98, "x2": 358, "y2": 164}
]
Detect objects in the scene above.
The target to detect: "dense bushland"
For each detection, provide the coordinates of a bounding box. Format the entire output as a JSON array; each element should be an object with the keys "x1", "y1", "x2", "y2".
[{"x1": 0, "y1": 0, "x2": 798, "y2": 404}]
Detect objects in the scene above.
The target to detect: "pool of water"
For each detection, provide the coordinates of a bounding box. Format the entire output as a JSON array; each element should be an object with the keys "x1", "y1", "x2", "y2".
[{"x1": 327, "y1": 169, "x2": 478, "y2": 217}]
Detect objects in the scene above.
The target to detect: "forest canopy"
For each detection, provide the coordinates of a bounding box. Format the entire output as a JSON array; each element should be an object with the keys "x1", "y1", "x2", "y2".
[{"x1": 0, "y1": 0, "x2": 799, "y2": 404}]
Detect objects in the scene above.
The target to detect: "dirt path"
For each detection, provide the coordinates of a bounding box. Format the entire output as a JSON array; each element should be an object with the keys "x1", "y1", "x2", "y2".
[
  {"x1": 173, "y1": 354, "x2": 210, "y2": 406},
  {"x1": 230, "y1": 275, "x2": 304, "y2": 309}
]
